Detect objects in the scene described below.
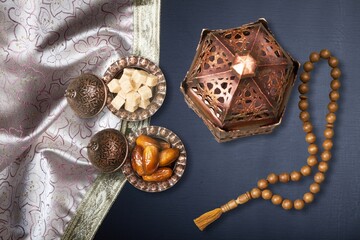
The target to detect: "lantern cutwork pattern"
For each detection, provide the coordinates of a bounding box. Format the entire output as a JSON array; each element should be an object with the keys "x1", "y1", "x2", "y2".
[{"x1": 180, "y1": 19, "x2": 299, "y2": 142}]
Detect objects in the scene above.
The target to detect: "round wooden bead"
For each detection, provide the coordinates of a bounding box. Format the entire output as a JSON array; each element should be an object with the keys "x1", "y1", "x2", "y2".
[
  {"x1": 331, "y1": 68, "x2": 341, "y2": 79},
  {"x1": 328, "y1": 57, "x2": 339, "y2": 68},
  {"x1": 328, "y1": 102, "x2": 338, "y2": 113},
  {"x1": 294, "y1": 199, "x2": 305, "y2": 210},
  {"x1": 301, "y1": 165, "x2": 312, "y2": 176},
  {"x1": 271, "y1": 195, "x2": 283, "y2": 205},
  {"x1": 318, "y1": 161, "x2": 329, "y2": 173},
  {"x1": 282, "y1": 199, "x2": 293, "y2": 210},
  {"x1": 298, "y1": 83, "x2": 309, "y2": 94},
  {"x1": 331, "y1": 79, "x2": 341, "y2": 90},
  {"x1": 279, "y1": 173, "x2": 290, "y2": 183},
  {"x1": 299, "y1": 94, "x2": 308, "y2": 99},
  {"x1": 250, "y1": 188, "x2": 261, "y2": 199},
  {"x1": 308, "y1": 144, "x2": 318, "y2": 155},
  {"x1": 321, "y1": 151, "x2": 332, "y2": 161},
  {"x1": 303, "y1": 192, "x2": 314, "y2": 203},
  {"x1": 324, "y1": 128, "x2": 334, "y2": 138},
  {"x1": 303, "y1": 122, "x2": 313, "y2": 133},
  {"x1": 314, "y1": 172, "x2": 325, "y2": 183},
  {"x1": 267, "y1": 173, "x2": 279, "y2": 184},
  {"x1": 309, "y1": 52, "x2": 320, "y2": 62},
  {"x1": 330, "y1": 91, "x2": 340, "y2": 101},
  {"x1": 303, "y1": 62, "x2": 314, "y2": 72},
  {"x1": 310, "y1": 183, "x2": 321, "y2": 194},
  {"x1": 307, "y1": 155, "x2": 318, "y2": 166},
  {"x1": 326, "y1": 113, "x2": 336, "y2": 124},
  {"x1": 262, "y1": 189, "x2": 273, "y2": 200},
  {"x1": 305, "y1": 133, "x2": 316, "y2": 144},
  {"x1": 300, "y1": 72, "x2": 311, "y2": 83},
  {"x1": 298, "y1": 100, "x2": 309, "y2": 111},
  {"x1": 320, "y1": 49, "x2": 331, "y2": 59},
  {"x1": 323, "y1": 139, "x2": 333, "y2": 150},
  {"x1": 290, "y1": 171, "x2": 301, "y2": 181},
  {"x1": 257, "y1": 179, "x2": 268, "y2": 190},
  {"x1": 300, "y1": 111, "x2": 310, "y2": 122}
]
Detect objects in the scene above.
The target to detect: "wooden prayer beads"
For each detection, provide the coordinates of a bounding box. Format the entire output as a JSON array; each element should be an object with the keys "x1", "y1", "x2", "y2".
[
  {"x1": 251, "y1": 49, "x2": 340, "y2": 211},
  {"x1": 194, "y1": 49, "x2": 341, "y2": 230}
]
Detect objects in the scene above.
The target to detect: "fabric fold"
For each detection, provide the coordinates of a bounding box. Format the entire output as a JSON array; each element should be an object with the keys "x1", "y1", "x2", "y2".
[{"x1": 0, "y1": 0, "x2": 159, "y2": 239}]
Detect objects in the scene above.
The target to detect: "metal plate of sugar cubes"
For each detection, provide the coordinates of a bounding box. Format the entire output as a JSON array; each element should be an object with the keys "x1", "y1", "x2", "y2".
[{"x1": 103, "y1": 55, "x2": 167, "y2": 121}]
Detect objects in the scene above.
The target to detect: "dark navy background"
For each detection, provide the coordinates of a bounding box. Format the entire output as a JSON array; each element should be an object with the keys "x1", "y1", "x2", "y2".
[{"x1": 95, "y1": 1, "x2": 360, "y2": 239}]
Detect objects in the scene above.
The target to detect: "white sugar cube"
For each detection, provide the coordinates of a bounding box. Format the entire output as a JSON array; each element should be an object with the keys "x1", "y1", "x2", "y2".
[
  {"x1": 107, "y1": 78, "x2": 121, "y2": 93},
  {"x1": 119, "y1": 73, "x2": 132, "y2": 83},
  {"x1": 137, "y1": 85, "x2": 152, "y2": 100},
  {"x1": 124, "y1": 103, "x2": 138, "y2": 113},
  {"x1": 131, "y1": 78, "x2": 142, "y2": 91},
  {"x1": 117, "y1": 89, "x2": 127, "y2": 99},
  {"x1": 119, "y1": 77, "x2": 134, "y2": 94},
  {"x1": 139, "y1": 98, "x2": 150, "y2": 109},
  {"x1": 123, "y1": 68, "x2": 135, "y2": 76},
  {"x1": 110, "y1": 94, "x2": 125, "y2": 110},
  {"x1": 125, "y1": 91, "x2": 141, "y2": 106},
  {"x1": 132, "y1": 69, "x2": 148, "y2": 85},
  {"x1": 145, "y1": 74, "x2": 158, "y2": 87}
]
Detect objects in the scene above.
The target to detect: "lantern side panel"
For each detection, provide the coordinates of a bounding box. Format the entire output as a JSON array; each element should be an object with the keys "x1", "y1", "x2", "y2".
[
  {"x1": 191, "y1": 33, "x2": 235, "y2": 78},
  {"x1": 251, "y1": 24, "x2": 292, "y2": 67},
  {"x1": 214, "y1": 23, "x2": 260, "y2": 56},
  {"x1": 185, "y1": 71, "x2": 241, "y2": 127},
  {"x1": 224, "y1": 77, "x2": 275, "y2": 131},
  {"x1": 254, "y1": 65, "x2": 294, "y2": 114}
]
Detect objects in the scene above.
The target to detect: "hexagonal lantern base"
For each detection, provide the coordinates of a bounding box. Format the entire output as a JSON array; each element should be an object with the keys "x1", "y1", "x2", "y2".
[{"x1": 180, "y1": 19, "x2": 299, "y2": 142}]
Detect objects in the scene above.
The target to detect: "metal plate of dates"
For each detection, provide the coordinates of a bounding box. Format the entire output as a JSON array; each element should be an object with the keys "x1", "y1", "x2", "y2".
[{"x1": 121, "y1": 126, "x2": 187, "y2": 193}]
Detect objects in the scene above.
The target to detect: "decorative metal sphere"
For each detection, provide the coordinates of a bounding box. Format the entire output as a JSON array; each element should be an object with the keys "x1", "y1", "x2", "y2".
[
  {"x1": 65, "y1": 73, "x2": 107, "y2": 118},
  {"x1": 87, "y1": 129, "x2": 128, "y2": 173}
]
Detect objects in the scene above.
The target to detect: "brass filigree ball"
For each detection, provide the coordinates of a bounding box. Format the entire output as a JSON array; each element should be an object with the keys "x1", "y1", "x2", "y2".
[
  {"x1": 87, "y1": 129, "x2": 128, "y2": 173},
  {"x1": 65, "y1": 73, "x2": 107, "y2": 118}
]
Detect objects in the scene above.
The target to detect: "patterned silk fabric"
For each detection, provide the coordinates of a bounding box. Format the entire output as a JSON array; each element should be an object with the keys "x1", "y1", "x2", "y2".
[{"x1": 0, "y1": 0, "x2": 133, "y2": 238}]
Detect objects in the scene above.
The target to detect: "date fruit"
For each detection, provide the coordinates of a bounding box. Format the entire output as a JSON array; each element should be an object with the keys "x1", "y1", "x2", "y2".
[
  {"x1": 142, "y1": 167, "x2": 173, "y2": 182},
  {"x1": 132, "y1": 134, "x2": 178, "y2": 182},
  {"x1": 136, "y1": 135, "x2": 161, "y2": 149},
  {"x1": 158, "y1": 139, "x2": 171, "y2": 149},
  {"x1": 131, "y1": 145, "x2": 145, "y2": 176},
  {"x1": 159, "y1": 148, "x2": 180, "y2": 167},
  {"x1": 143, "y1": 145, "x2": 159, "y2": 175}
]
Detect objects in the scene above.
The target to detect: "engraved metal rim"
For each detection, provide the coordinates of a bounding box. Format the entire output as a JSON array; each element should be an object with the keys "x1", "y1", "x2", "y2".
[
  {"x1": 121, "y1": 126, "x2": 187, "y2": 193},
  {"x1": 103, "y1": 56, "x2": 166, "y2": 121}
]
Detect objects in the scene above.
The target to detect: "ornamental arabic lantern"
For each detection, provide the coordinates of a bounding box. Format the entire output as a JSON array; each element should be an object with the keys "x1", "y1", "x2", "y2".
[{"x1": 181, "y1": 19, "x2": 299, "y2": 142}]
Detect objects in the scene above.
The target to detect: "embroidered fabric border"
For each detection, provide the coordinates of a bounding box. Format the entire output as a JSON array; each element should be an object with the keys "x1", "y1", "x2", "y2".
[{"x1": 62, "y1": 0, "x2": 161, "y2": 239}]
